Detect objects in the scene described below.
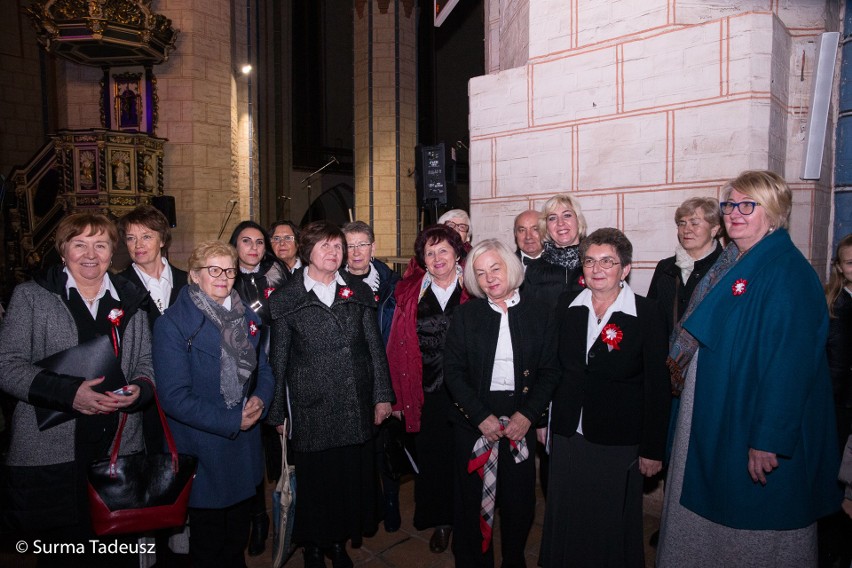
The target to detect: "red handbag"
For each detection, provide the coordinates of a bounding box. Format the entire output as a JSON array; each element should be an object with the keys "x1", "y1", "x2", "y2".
[{"x1": 87, "y1": 380, "x2": 198, "y2": 535}]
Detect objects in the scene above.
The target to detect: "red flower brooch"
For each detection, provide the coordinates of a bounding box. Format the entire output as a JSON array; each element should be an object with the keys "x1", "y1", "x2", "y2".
[
  {"x1": 107, "y1": 309, "x2": 124, "y2": 356},
  {"x1": 601, "y1": 323, "x2": 623, "y2": 351},
  {"x1": 732, "y1": 279, "x2": 747, "y2": 296},
  {"x1": 577, "y1": 276, "x2": 586, "y2": 288},
  {"x1": 338, "y1": 286, "x2": 354, "y2": 299},
  {"x1": 264, "y1": 287, "x2": 275, "y2": 299},
  {"x1": 248, "y1": 321, "x2": 258, "y2": 336},
  {"x1": 374, "y1": 294, "x2": 380, "y2": 303}
]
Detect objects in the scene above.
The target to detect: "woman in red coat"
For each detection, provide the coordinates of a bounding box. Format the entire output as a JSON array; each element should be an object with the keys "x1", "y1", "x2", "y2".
[{"x1": 386, "y1": 224, "x2": 468, "y2": 553}]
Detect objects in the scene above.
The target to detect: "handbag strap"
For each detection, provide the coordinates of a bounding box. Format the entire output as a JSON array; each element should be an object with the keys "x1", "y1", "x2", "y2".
[
  {"x1": 279, "y1": 418, "x2": 289, "y2": 473},
  {"x1": 107, "y1": 377, "x2": 180, "y2": 476}
]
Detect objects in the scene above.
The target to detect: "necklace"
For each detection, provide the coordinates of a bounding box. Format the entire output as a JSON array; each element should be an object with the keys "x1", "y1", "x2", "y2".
[{"x1": 80, "y1": 294, "x2": 98, "y2": 303}]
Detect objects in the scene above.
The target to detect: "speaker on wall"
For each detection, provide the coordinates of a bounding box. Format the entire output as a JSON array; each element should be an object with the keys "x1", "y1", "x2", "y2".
[
  {"x1": 801, "y1": 32, "x2": 840, "y2": 180},
  {"x1": 151, "y1": 195, "x2": 177, "y2": 228}
]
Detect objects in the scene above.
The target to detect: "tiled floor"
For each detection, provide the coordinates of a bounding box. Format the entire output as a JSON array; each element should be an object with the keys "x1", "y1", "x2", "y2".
[{"x1": 250, "y1": 471, "x2": 662, "y2": 568}]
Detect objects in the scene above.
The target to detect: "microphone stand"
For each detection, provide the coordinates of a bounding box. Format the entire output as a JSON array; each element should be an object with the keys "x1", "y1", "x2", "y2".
[{"x1": 300, "y1": 157, "x2": 337, "y2": 224}]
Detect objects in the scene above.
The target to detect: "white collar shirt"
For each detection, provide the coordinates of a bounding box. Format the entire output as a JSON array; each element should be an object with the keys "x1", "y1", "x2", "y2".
[
  {"x1": 64, "y1": 269, "x2": 120, "y2": 318},
  {"x1": 133, "y1": 257, "x2": 174, "y2": 313},
  {"x1": 304, "y1": 269, "x2": 347, "y2": 307},
  {"x1": 487, "y1": 290, "x2": 521, "y2": 391}
]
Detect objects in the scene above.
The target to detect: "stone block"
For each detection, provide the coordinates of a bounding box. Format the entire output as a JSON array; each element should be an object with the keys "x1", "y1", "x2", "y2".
[
  {"x1": 576, "y1": 0, "x2": 668, "y2": 47},
  {"x1": 578, "y1": 114, "x2": 667, "y2": 190},
  {"x1": 469, "y1": 67, "x2": 529, "y2": 136},
  {"x1": 533, "y1": 48, "x2": 618, "y2": 124},
  {"x1": 495, "y1": 129, "x2": 573, "y2": 196}
]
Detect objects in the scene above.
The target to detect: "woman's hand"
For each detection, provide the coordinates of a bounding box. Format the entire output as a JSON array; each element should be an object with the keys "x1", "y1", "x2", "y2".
[
  {"x1": 503, "y1": 412, "x2": 531, "y2": 442},
  {"x1": 240, "y1": 396, "x2": 264, "y2": 431},
  {"x1": 842, "y1": 499, "x2": 852, "y2": 519},
  {"x1": 748, "y1": 448, "x2": 778, "y2": 485},
  {"x1": 478, "y1": 415, "x2": 503, "y2": 442},
  {"x1": 103, "y1": 384, "x2": 141, "y2": 411},
  {"x1": 374, "y1": 402, "x2": 393, "y2": 426},
  {"x1": 73, "y1": 377, "x2": 119, "y2": 415},
  {"x1": 639, "y1": 457, "x2": 662, "y2": 477}
]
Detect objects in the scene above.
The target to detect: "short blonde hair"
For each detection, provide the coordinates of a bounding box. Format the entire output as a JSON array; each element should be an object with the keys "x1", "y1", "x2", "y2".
[
  {"x1": 464, "y1": 239, "x2": 525, "y2": 299},
  {"x1": 539, "y1": 194, "x2": 587, "y2": 243},
  {"x1": 722, "y1": 170, "x2": 791, "y2": 230},
  {"x1": 674, "y1": 196, "x2": 721, "y2": 228},
  {"x1": 438, "y1": 209, "x2": 472, "y2": 242},
  {"x1": 187, "y1": 241, "x2": 238, "y2": 284}
]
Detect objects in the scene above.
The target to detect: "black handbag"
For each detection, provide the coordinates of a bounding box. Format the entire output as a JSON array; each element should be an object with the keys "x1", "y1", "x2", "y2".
[
  {"x1": 383, "y1": 416, "x2": 417, "y2": 480},
  {"x1": 86, "y1": 379, "x2": 197, "y2": 535}
]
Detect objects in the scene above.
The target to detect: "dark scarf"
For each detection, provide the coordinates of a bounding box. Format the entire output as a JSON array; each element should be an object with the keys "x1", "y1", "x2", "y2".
[
  {"x1": 188, "y1": 284, "x2": 256, "y2": 408},
  {"x1": 666, "y1": 241, "x2": 741, "y2": 396},
  {"x1": 540, "y1": 241, "x2": 580, "y2": 269}
]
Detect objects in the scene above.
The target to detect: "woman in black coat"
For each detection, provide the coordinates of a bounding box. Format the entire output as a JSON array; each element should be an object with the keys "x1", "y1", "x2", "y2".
[
  {"x1": 646, "y1": 197, "x2": 723, "y2": 337},
  {"x1": 444, "y1": 239, "x2": 560, "y2": 567},
  {"x1": 540, "y1": 228, "x2": 670, "y2": 568},
  {"x1": 266, "y1": 221, "x2": 395, "y2": 568}
]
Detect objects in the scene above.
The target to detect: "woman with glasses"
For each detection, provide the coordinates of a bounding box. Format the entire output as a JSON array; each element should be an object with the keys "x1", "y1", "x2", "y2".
[
  {"x1": 647, "y1": 197, "x2": 723, "y2": 337},
  {"x1": 228, "y1": 220, "x2": 289, "y2": 555},
  {"x1": 270, "y1": 220, "x2": 302, "y2": 274},
  {"x1": 266, "y1": 221, "x2": 395, "y2": 568},
  {"x1": 153, "y1": 240, "x2": 274, "y2": 567},
  {"x1": 540, "y1": 228, "x2": 670, "y2": 567},
  {"x1": 657, "y1": 171, "x2": 840, "y2": 567},
  {"x1": 523, "y1": 194, "x2": 588, "y2": 308},
  {"x1": 438, "y1": 209, "x2": 472, "y2": 251}
]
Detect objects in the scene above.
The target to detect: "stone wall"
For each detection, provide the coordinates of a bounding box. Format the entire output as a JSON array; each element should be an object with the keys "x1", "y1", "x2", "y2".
[{"x1": 472, "y1": 1, "x2": 839, "y2": 292}]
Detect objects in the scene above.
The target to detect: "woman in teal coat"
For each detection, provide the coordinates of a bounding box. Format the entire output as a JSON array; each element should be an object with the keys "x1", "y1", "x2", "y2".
[{"x1": 657, "y1": 171, "x2": 840, "y2": 567}]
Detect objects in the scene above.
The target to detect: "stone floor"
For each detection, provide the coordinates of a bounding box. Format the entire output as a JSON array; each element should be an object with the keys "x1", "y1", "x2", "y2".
[{"x1": 249, "y1": 472, "x2": 662, "y2": 568}]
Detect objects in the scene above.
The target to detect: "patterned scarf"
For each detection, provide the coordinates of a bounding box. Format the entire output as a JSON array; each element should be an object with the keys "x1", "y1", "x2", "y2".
[
  {"x1": 467, "y1": 416, "x2": 529, "y2": 553},
  {"x1": 540, "y1": 240, "x2": 580, "y2": 269},
  {"x1": 188, "y1": 284, "x2": 257, "y2": 408},
  {"x1": 667, "y1": 242, "x2": 741, "y2": 396}
]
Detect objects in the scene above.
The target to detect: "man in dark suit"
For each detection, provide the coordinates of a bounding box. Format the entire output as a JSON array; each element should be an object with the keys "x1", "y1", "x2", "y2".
[{"x1": 514, "y1": 209, "x2": 543, "y2": 269}]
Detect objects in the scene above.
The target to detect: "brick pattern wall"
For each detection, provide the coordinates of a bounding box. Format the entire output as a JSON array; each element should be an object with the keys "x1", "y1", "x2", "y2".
[{"x1": 473, "y1": 1, "x2": 837, "y2": 292}]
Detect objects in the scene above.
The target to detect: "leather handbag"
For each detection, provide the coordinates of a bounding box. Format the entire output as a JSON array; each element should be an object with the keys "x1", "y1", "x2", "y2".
[{"x1": 87, "y1": 379, "x2": 198, "y2": 536}]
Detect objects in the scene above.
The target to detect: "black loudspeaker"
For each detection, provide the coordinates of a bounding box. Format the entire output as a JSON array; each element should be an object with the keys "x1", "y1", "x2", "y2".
[
  {"x1": 416, "y1": 143, "x2": 453, "y2": 206},
  {"x1": 151, "y1": 195, "x2": 177, "y2": 228}
]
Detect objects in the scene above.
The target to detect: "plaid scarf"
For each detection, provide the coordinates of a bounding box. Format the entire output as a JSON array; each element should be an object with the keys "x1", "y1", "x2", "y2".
[
  {"x1": 667, "y1": 241, "x2": 741, "y2": 396},
  {"x1": 467, "y1": 416, "x2": 529, "y2": 553}
]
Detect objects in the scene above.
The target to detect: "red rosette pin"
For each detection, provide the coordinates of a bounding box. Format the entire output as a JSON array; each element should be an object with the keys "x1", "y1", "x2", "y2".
[
  {"x1": 732, "y1": 279, "x2": 747, "y2": 296},
  {"x1": 107, "y1": 309, "x2": 125, "y2": 356},
  {"x1": 600, "y1": 323, "x2": 623, "y2": 351},
  {"x1": 374, "y1": 294, "x2": 380, "y2": 303},
  {"x1": 577, "y1": 275, "x2": 586, "y2": 288},
  {"x1": 248, "y1": 321, "x2": 258, "y2": 336},
  {"x1": 264, "y1": 287, "x2": 275, "y2": 299},
  {"x1": 338, "y1": 286, "x2": 354, "y2": 300}
]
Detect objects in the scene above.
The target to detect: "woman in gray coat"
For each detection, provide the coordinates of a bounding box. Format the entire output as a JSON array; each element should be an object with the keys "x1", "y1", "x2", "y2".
[
  {"x1": 266, "y1": 221, "x2": 395, "y2": 568},
  {"x1": 0, "y1": 213, "x2": 154, "y2": 567}
]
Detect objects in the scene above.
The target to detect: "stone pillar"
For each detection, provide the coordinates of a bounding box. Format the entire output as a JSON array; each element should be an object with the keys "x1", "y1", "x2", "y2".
[{"x1": 353, "y1": 0, "x2": 417, "y2": 257}]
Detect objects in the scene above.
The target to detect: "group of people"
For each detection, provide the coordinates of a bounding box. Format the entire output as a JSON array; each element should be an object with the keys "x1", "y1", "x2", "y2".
[{"x1": 0, "y1": 169, "x2": 850, "y2": 568}]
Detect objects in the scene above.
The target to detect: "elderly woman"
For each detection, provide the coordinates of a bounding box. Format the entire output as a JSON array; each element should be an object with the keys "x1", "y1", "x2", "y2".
[
  {"x1": 266, "y1": 220, "x2": 394, "y2": 568},
  {"x1": 523, "y1": 194, "x2": 587, "y2": 307},
  {"x1": 0, "y1": 213, "x2": 154, "y2": 566},
  {"x1": 438, "y1": 208, "x2": 472, "y2": 250},
  {"x1": 341, "y1": 220, "x2": 402, "y2": 531},
  {"x1": 270, "y1": 220, "x2": 302, "y2": 274},
  {"x1": 540, "y1": 228, "x2": 670, "y2": 567},
  {"x1": 657, "y1": 171, "x2": 840, "y2": 567},
  {"x1": 387, "y1": 224, "x2": 469, "y2": 553},
  {"x1": 153, "y1": 240, "x2": 274, "y2": 567},
  {"x1": 117, "y1": 204, "x2": 188, "y2": 327},
  {"x1": 647, "y1": 197, "x2": 723, "y2": 336},
  {"x1": 443, "y1": 239, "x2": 560, "y2": 567}
]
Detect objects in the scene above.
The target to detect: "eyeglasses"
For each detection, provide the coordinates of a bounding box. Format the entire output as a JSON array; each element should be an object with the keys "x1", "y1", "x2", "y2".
[
  {"x1": 198, "y1": 266, "x2": 238, "y2": 279},
  {"x1": 271, "y1": 235, "x2": 295, "y2": 243},
  {"x1": 445, "y1": 221, "x2": 470, "y2": 232},
  {"x1": 347, "y1": 242, "x2": 372, "y2": 251},
  {"x1": 720, "y1": 201, "x2": 760, "y2": 216},
  {"x1": 582, "y1": 257, "x2": 620, "y2": 269}
]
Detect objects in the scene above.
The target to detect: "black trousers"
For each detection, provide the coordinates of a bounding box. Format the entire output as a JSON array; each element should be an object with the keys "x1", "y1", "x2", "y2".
[
  {"x1": 188, "y1": 497, "x2": 252, "y2": 568},
  {"x1": 452, "y1": 391, "x2": 536, "y2": 568}
]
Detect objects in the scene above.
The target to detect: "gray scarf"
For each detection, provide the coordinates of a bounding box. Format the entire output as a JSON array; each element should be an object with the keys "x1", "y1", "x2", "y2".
[{"x1": 188, "y1": 284, "x2": 257, "y2": 409}]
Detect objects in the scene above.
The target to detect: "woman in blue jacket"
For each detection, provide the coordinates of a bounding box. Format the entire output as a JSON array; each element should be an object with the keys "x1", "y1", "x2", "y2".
[
  {"x1": 657, "y1": 171, "x2": 840, "y2": 567},
  {"x1": 153, "y1": 240, "x2": 274, "y2": 568}
]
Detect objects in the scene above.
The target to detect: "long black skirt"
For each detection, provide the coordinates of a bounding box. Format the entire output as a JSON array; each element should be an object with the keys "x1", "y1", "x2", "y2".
[
  {"x1": 410, "y1": 389, "x2": 455, "y2": 530},
  {"x1": 293, "y1": 439, "x2": 380, "y2": 547},
  {"x1": 540, "y1": 433, "x2": 644, "y2": 568}
]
